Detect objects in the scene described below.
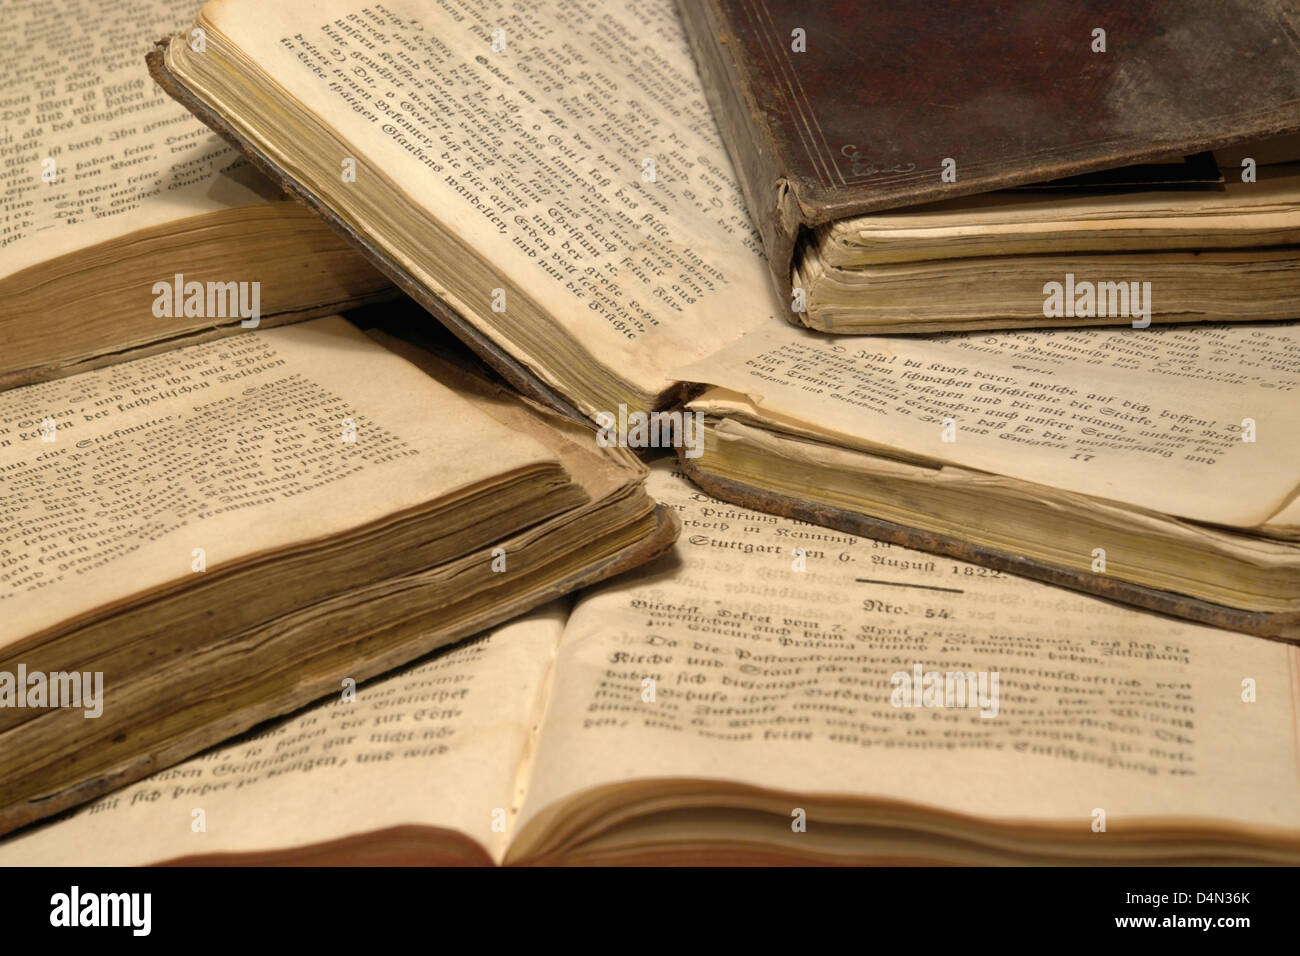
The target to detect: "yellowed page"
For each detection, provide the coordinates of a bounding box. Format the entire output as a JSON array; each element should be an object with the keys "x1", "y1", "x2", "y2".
[
  {"x1": 824, "y1": 164, "x2": 1300, "y2": 265},
  {"x1": 515, "y1": 461, "x2": 1300, "y2": 844},
  {"x1": 188, "y1": 0, "x2": 776, "y2": 410},
  {"x1": 0, "y1": 605, "x2": 565, "y2": 865},
  {"x1": 1268, "y1": 495, "x2": 1300, "y2": 530},
  {"x1": 1, "y1": 0, "x2": 273, "y2": 278},
  {"x1": 673, "y1": 321, "x2": 1300, "y2": 526},
  {"x1": 0, "y1": 316, "x2": 556, "y2": 643}
]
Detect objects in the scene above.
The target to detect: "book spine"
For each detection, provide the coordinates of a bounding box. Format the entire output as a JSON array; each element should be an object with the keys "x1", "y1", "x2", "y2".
[{"x1": 675, "y1": 0, "x2": 802, "y2": 320}]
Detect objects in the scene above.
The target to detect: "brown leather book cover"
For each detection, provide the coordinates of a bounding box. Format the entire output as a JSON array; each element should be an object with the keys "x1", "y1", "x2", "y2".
[
  {"x1": 677, "y1": 0, "x2": 1300, "y2": 308},
  {"x1": 676, "y1": 451, "x2": 1299, "y2": 642}
]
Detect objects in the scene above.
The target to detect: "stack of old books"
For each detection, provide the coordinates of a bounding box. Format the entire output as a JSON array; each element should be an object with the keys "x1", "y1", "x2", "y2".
[{"x1": 2, "y1": 0, "x2": 1299, "y2": 865}]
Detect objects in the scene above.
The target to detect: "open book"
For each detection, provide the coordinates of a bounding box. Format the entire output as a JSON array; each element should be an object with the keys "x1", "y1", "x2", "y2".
[
  {"x1": 0, "y1": 315, "x2": 675, "y2": 837},
  {"x1": 677, "y1": 0, "x2": 1300, "y2": 332},
  {"x1": 0, "y1": 0, "x2": 392, "y2": 392},
  {"x1": 673, "y1": 320, "x2": 1300, "y2": 640},
  {"x1": 147, "y1": 0, "x2": 781, "y2": 420},
  {"x1": 4, "y1": 462, "x2": 1297, "y2": 865}
]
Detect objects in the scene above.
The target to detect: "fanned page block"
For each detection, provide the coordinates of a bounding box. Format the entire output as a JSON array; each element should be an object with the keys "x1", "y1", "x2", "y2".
[
  {"x1": 0, "y1": 316, "x2": 675, "y2": 834},
  {"x1": 0, "y1": 0, "x2": 392, "y2": 389},
  {"x1": 672, "y1": 321, "x2": 1300, "y2": 638}
]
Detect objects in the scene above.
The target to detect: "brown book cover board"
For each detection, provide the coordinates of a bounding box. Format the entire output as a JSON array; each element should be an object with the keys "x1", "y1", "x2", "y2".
[{"x1": 676, "y1": 0, "x2": 1300, "y2": 309}]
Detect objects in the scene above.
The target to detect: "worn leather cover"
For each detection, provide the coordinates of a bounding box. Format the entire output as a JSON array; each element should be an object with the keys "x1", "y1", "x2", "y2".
[
  {"x1": 677, "y1": 451, "x2": 1300, "y2": 642},
  {"x1": 146, "y1": 45, "x2": 590, "y2": 425},
  {"x1": 677, "y1": 0, "x2": 1300, "y2": 308}
]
